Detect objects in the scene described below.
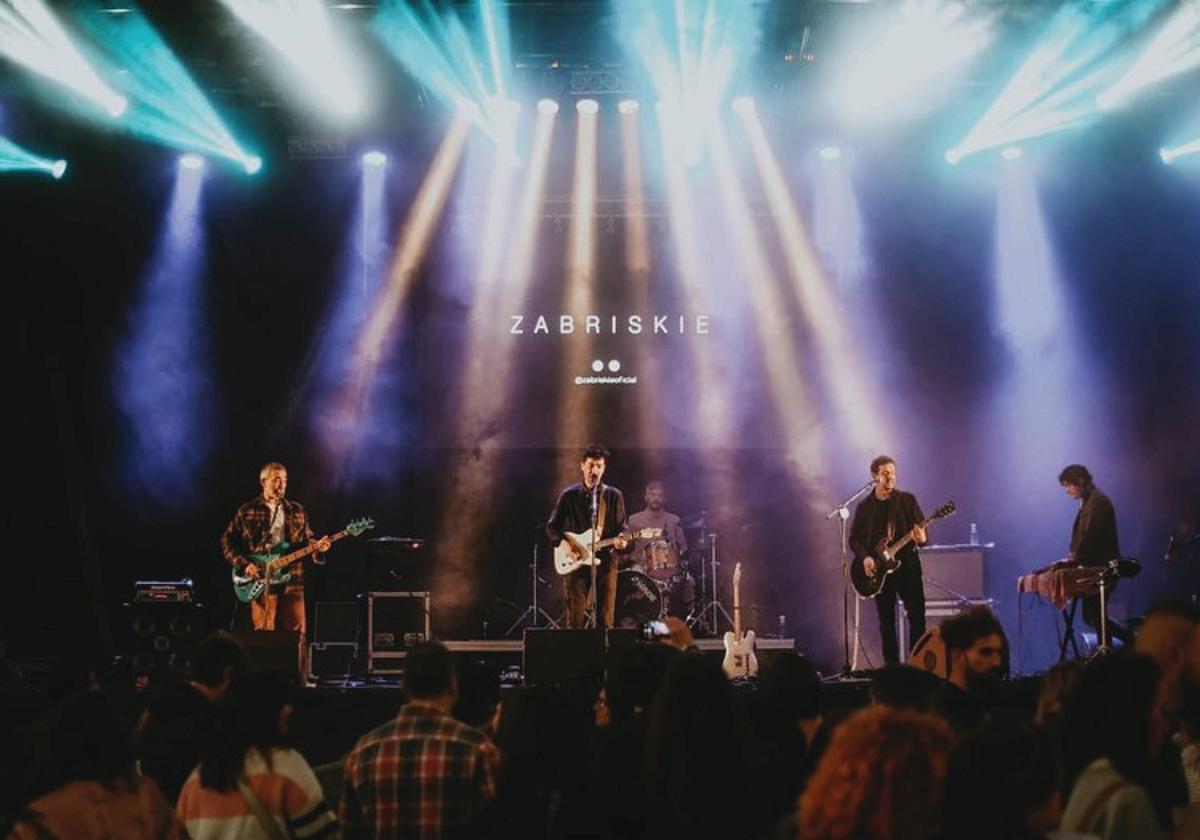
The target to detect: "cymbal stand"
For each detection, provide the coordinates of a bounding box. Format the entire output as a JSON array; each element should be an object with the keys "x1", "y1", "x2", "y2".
[
  {"x1": 506, "y1": 537, "x2": 560, "y2": 637},
  {"x1": 692, "y1": 531, "x2": 734, "y2": 634}
]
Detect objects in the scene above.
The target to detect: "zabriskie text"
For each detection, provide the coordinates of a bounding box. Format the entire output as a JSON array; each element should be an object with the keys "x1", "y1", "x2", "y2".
[{"x1": 510, "y1": 314, "x2": 711, "y2": 335}]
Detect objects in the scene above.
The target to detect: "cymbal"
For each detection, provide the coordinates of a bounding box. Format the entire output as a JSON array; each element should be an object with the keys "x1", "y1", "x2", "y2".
[{"x1": 1110, "y1": 556, "x2": 1142, "y2": 579}]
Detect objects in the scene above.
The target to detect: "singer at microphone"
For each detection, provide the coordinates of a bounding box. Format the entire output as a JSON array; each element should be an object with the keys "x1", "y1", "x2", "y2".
[{"x1": 545, "y1": 444, "x2": 631, "y2": 629}]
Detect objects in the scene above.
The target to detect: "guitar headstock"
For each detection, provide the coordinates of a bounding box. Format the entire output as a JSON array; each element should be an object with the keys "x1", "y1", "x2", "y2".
[
  {"x1": 347, "y1": 518, "x2": 376, "y2": 537},
  {"x1": 733, "y1": 561, "x2": 742, "y2": 587},
  {"x1": 931, "y1": 501, "x2": 957, "y2": 520}
]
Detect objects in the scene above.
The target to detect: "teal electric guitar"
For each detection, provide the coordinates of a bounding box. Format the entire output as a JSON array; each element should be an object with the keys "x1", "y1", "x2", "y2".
[{"x1": 232, "y1": 518, "x2": 375, "y2": 603}]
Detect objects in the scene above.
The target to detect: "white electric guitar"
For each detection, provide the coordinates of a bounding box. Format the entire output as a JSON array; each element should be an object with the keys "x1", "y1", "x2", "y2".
[
  {"x1": 722, "y1": 562, "x2": 758, "y2": 678},
  {"x1": 554, "y1": 528, "x2": 662, "y2": 575}
]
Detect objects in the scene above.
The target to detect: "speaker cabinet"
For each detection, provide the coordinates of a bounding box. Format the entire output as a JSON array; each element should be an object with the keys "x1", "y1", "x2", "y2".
[
  {"x1": 366, "y1": 537, "x2": 429, "y2": 592},
  {"x1": 126, "y1": 602, "x2": 206, "y2": 683},
  {"x1": 315, "y1": 601, "x2": 360, "y2": 644},
  {"x1": 523, "y1": 629, "x2": 605, "y2": 686}
]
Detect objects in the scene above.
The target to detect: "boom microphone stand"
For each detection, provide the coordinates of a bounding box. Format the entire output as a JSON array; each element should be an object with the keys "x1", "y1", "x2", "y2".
[
  {"x1": 827, "y1": 479, "x2": 877, "y2": 679},
  {"x1": 585, "y1": 482, "x2": 600, "y2": 629}
]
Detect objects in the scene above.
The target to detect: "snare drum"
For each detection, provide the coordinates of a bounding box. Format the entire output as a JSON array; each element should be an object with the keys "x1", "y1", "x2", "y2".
[
  {"x1": 615, "y1": 570, "x2": 664, "y2": 627},
  {"x1": 644, "y1": 541, "x2": 680, "y2": 581}
]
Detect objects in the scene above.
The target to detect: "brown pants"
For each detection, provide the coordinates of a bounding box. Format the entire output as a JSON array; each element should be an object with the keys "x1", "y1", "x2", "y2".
[
  {"x1": 250, "y1": 586, "x2": 308, "y2": 679},
  {"x1": 566, "y1": 562, "x2": 618, "y2": 628}
]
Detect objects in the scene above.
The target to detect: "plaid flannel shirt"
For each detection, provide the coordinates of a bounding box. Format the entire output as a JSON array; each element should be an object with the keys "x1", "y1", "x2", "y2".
[
  {"x1": 220, "y1": 497, "x2": 319, "y2": 585},
  {"x1": 340, "y1": 702, "x2": 500, "y2": 839}
]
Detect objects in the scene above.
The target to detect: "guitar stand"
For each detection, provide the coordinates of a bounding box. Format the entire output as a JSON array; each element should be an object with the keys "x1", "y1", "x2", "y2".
[{"x1": 506, "y1": 538, "x2": 560, "y2": 637}]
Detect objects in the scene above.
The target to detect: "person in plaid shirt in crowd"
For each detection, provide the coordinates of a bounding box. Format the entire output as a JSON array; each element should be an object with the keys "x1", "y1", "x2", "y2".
[
  {"x1": 340, "y1": 641, "x2": 500, "y2": 839},
  {"x1": 220, "y1": 461, "x2": 330, "y2": 675}
]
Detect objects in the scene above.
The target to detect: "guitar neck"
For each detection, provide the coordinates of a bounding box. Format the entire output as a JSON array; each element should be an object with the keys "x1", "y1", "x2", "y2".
[
  {"x1": 733, "y1": 565, "x2": 742, "y2": 638},
  {"x1": 270, "y1": 529, "x2": 347, "y2": 569},
  {"x1": 889, "y1": 515, "x2": 938, "y2": 555}
]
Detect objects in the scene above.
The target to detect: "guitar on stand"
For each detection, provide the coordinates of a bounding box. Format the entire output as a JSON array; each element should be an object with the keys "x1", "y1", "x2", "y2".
[
  {"x1": 850, "y1": 501, "x2": 956, "y2": 599},
  {"x1": 232, "y1": 518, "x2": 375, "y2": 603},
  {"x1": 722, "y1": 562, "x2": 758, "y2": 678}
]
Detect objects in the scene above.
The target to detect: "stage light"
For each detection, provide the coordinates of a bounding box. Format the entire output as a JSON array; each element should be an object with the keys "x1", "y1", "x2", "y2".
[
  {"x1": 818, "y1": 145, "x2": 842, "y2": 162},
  {"x1": 576, "y1": 98, "x2": 599, "y2": 114},
  {"x1": 832, "y1": 0, "x2": 993, "y2": 125},
  {"x1": 1001, "y1": 145, "x2": 1023, "y2": 161},
  {"x1": 1, "y1": 135, "x2": 67, "y2": 179},
  {"x1": 617, "y1": 99, "x2": 639, "y2": 115},
  {"x1": 218, "y1": 0, "x2": 369, "y2": 122},
  {"x1": 77, "y1": 9, "x2": 261, "y2": 172},
  {"x1": 373, "y1": 0, "x2": 513, "y2": 142},
  {"x1": 537, "y1": 98, "x2": 559, "y2": 115},
  {"x1": 362, "y1": 150, "x2": 388, "y2": 167},
  {"x1": 242, "y1": 155, "x2": 263, "y2": 175},
  {"x1": 1160, "y1": 137, "x2": 1200, "y2": 164},
  {"x1": 731, "y1": 97, "x2": 755, "y2": 115},
  {"x1": 0, "y1": 0, "x2": 129, "y2": 119},
  {"x1": 945, "y1": 148, "x2": 964, "y2": 165},
  {"x1": 1097, "y1": 2, "x2": 1200, "y2": 111},
  {"x1": 949, "y1": 0, "x2": 1171, "y2": 161},
  {"x1": 179, "y1": 153, "x2": 205, "y2": 171}
]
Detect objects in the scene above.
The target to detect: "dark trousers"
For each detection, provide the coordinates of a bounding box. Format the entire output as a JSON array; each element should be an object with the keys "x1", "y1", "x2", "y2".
[
  {"x1": 1081, "y1": 581, "x2": 1132, "y2": 647},
  {"x1": 566, "y1": 561, "x2": 618, "y2": 628},
  {"x1": 875, "y1": 556, "x2": 926, "y2": 665}
]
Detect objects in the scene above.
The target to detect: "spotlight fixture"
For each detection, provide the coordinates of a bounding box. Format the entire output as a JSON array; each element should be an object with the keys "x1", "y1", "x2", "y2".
[
  {"x1": 108, "y1": 95, "x2": 130, "y2": 118},
  {"x1": 1001, "y1": 146, "x2": 1023, "y2": 161},
  {"x1": 945, "y1": 148, "x2": 964, "y2": 165},
  {"x1": 537, "y1": 98, "x2": 559, "y2": 115},
  {"x1": 49, "y1": 159, "x2": 68, "y2": 179},
  {"x1": 576, "y1": 99, "x2": 599, "y2": 115},
  {"x1": 179, "y1": 153, "x2": 205, "y2": 171},
  {"x1": 617, "y1": 99, "x2": 639, "y2": 115},
  {"x1": 362, "y1": 150, "x2": 387, "y2": 167},
  {"x1": 243, "y1": 155, "x2": 263, "y2": 175},
  {"x1": 818, "y1": 145, "x2": 842, "y2": 162}
]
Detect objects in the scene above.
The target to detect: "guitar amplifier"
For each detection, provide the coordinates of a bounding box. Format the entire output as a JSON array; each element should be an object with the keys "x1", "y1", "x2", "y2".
[
  {"x1": 367, "y1": 537, "x2": 429, "y2": 591},
  {"x1": 134, "y1": 579, "x2": 194, "y2": 603},
  {"x1": 920, "y1": 544, "x2": 991, "y2": 600}
]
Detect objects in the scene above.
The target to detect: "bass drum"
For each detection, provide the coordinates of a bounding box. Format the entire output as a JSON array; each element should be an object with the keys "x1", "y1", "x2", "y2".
[{"x1": 615, "y1": 570, "x2": 664, "y2": 628}]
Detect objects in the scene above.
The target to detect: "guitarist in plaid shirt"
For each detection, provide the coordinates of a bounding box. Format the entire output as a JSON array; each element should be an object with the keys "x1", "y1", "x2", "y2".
[
  {"x1": 340, "y1": 642, "x2": 500, "y2": 838},
  {"x1": 220, "y1": 462, "x2": 330, "y2": 673}
]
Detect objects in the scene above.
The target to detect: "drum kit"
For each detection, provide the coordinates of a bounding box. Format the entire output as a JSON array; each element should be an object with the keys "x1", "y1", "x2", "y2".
[{"x1": 613, "y1": 510, "x2": 729, "y2": 634}]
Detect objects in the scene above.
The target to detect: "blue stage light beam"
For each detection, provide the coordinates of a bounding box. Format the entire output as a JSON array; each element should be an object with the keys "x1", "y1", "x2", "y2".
[
  {"x1": 615, "y1": 0, "x2": 763, "y2": 167},
  {"x1": 1161, "y1": 136, "x2": 1200, "y2": 164},
  {"x1": 77, "y1": 7, "x2": 260, "y2": 172},
  {"x1": 217, "y1": 0, "x2": 370, "y2": 122},
  {"x1": 373, "y1": 0, "x2": 512, "y2": 140},
  {"x1": 1099, "y1": 3, "x2": 1199, "y2": 110},
  {"x1": 831, "y1": 0, "x2": 993, "y2": 126},
  {"x1": 950, "y1": 0, "x2": 1171, "y2": 161},
  {"x1": 113, "y1": 160, "x2": 217, "y2": 508},
  {"x1": 0, "y1": 0, "x2": 127, "y2": 117},
  {"x1": 0, "y1": 134, "x2": 66, "y2": 177}
]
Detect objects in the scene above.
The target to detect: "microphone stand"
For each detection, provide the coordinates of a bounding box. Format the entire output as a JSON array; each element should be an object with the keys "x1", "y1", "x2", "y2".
[
  {"x1": 827, "y1": 480, "x2": 876, "y2": 679},
  {"x1": 587, "y1": 483, "x2": 600, "y2": 629}
]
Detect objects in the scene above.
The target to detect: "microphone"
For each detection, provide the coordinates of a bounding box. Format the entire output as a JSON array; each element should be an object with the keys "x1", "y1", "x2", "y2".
[{"x1": 591, "y1": 482, "x2": 599, "y2": 518}]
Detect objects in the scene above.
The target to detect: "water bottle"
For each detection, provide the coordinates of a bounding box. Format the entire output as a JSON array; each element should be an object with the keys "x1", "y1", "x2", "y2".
[
  {"x1": 969, "y1": 522, "x2": 979, "y2": 546},
  {"x1": 777, "y1": 614, "x2": 786, "y2": 639}
]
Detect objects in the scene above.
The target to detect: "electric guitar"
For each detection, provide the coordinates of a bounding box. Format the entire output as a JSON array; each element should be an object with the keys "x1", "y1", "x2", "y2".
[
  {"x1": 722, "y1": 562, "x2": 758, "y2": 678},
  {"x1": 850, "y1": 501, "x2": 956, "y2": 599},
  {"x1": 232, "y1": 517, "x2": 375, "y2": 603},
  {"x1": 554, "y1": 528, "x2": 662, "y2": 575}
]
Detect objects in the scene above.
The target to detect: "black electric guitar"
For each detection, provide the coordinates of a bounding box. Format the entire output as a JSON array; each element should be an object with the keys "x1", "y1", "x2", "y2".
[{"x1": 850, "y1": 501, "x2": 956, "y2": 598}]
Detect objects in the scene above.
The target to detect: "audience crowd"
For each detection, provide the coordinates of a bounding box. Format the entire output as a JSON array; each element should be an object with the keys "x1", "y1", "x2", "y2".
[{"x1": 5, "y1": 602, "x2": 1200, "y2": 839}]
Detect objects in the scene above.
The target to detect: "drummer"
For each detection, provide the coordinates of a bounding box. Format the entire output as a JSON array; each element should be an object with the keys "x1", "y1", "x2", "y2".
[{"x1": 626, "y1": 481, "x2": 688, "y2": 576}]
